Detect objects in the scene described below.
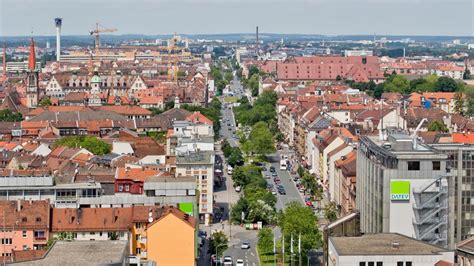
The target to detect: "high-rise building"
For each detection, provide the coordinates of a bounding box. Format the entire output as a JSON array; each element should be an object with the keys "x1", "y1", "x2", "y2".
[
  {"x1": 431, "y1": 142, "x2": 474, "y2": 248},
  {"x1": 357, "y1": 134, "x2": 450, "y2": 247},
  {"x1": 26, "y1": 38, "x2": 39, "y2": 108}
]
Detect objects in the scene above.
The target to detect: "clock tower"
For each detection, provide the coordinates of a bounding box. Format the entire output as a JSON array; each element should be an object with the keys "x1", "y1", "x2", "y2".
[{"x1": 26, "y1": 38, "x2": 39, "y2": 108}]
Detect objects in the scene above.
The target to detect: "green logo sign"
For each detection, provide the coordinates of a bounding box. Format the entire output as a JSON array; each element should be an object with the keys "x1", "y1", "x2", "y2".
[{"x1": 391, "y1": 181, "x2": 410, "y2": 201}]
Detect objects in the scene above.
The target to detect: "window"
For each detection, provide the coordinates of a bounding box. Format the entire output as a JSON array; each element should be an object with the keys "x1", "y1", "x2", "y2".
[
  {"x1": 136, "y1": 248, "x2": 141, "y2": 254},
  {"x1": 125, "y1": 184, "x2": 130, "y2": 192},
  {"x1": 90, "y1": 232, "x2": 95, "y2": 235},
  {"x1": 118, "y1": 185, "x2": 123, "y2": 192},
  {"x1": 136, "y1": 223, "x2": 142, "y2": 229},
  {"x1": 136, "y1": 235, "x2": 140, "y2": 241},
  {"x1": 408, "y1": 161, "x2": 420, "y2": 171},
  {"x1": 201, "y1": 175, "x2": 207, "y2": 180},
  {"x1": 368, "y1": 262, "x2": 374, "y2": 266},
  {"x1": 23, "y1": 245, "x2": 28, "y2": 250},
  {"x1": 432, "y1": 161, "x2": 441, "y2": 170},
  {"x1": 397, "y1": 262, "x2": 404, "y2": 266},
  {"x1": 22, "y1": 231, "x2": 27, "y2": 238},
  {"x1": 405, "y1": 262, "x2": 412, "y2": 266},
  {"x1": 359, "y1": 263, "x2": 366, "y2": 266},
  {"x1": 1, "y1": 238, "x2": 12, "y2": 245},
  {"x1": 376, "y1": 263, "x2": 383, "y2": 266}
]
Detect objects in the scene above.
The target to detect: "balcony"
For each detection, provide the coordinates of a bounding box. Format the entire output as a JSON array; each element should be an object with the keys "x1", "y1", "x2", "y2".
[
  {"x1": 34, "y1": 236, "x2": 47, "y2": 242},
  {"x1": 138, "y1": 237, "x2": 147, "y2": 245}
]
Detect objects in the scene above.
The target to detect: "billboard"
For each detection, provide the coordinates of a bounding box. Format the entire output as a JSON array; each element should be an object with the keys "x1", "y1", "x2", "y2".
[{"x1": 390, "y1": 180, "x2": 410, "y2": 201}]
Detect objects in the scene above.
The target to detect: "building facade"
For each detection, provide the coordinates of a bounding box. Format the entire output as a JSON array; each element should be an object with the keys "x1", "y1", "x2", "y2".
[{"x1": 357, "y1": 134, "x2": 450, "y2": 247}]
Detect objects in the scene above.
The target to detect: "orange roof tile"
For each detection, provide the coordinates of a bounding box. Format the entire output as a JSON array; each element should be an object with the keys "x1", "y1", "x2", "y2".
[{"x1": 452, "y1": 133, "x2": 474, "y2": 143}]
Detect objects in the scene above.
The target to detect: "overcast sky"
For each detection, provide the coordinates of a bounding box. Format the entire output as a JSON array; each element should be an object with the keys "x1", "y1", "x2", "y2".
[{"x1": 1, "y1": 0, "x2": 473, "y2": 37}]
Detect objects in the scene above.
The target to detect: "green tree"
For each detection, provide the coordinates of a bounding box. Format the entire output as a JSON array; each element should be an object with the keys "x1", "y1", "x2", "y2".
[
  {"x1": 0, "y1": 110, "x2": 23, "y2": 122},
  {"x1": 279, "y1": 202, "x2": 322, "y2": 257},
  {"x1": 227, "y1": 147, "x2": 244, "y2": 167},
  {"x1": 231, "y1": 197, "x2": 248, "y2": 224},
  {"x1": 454, "y1": 91, "x2": 465, "y2": 114},
  {"x1": 297, "y1": 165, "x2": 305, "y2": 178},
  {"x1": 258, "y1": 228, "x2": 274, "y2": 255},
  {"x1": 242, "y1": 122, "x2": 275, "y2": 156},
  {"x1": 209, "y1": 231, "x2": 228, "y2": 257},
  {"x1": 435, "y1": 76, "x2": 459, "y2": 92},
  {"x1": 324, "y1": 202, "x2": 338, "y2": 222},
  {"x1": 427, "y1": 120, "x2": 448, "y2": 132},
  {"x1": 384, "y1": 75, "x2": 410, "y2": 94},
  {"x1": 54, "y1": 136, "x2": 111, "y2": 155},
  {"x1": 38, "y1": 97, "x2": 52, "y2": 107},
  {"x1": 466, "y1": 87, "x2": 474, "y2": 116},
  {"x1": 224, "y1": 72, "x2": 233, "y2": 82},
  {"x1": 464, "y1": 68, "x2": 471, "y2": 80}
]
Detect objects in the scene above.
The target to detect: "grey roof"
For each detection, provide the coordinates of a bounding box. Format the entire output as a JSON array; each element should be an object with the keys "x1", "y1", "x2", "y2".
[
  {"x1": 29, "y1": 110, "x2": 127, "y2": 122},
  {"x1": 13, "y1": 240, "x2": 128, "y2": 266},
  {"x1": 176, "y1": 150, "x2": 214, "y2": 164},
  {"x1": 308, "y1": 116, "x2": 331, "y2": 130},
  {"x1": 330, "y1": 233, "x2": 450, "y2": 256}
]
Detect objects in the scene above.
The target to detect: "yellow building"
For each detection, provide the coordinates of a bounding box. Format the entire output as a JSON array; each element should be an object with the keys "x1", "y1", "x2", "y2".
[{"x1": 130, "y1": 206, "x2": 196, "y2": 266}]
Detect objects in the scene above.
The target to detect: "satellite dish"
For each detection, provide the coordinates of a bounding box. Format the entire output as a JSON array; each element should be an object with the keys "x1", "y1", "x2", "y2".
[{"x1": 148, "y1": 217, "x2": 153, "y2": 223}]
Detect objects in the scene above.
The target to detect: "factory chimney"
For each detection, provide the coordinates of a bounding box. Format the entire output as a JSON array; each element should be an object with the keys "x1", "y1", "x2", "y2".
[
  {"x1": 2, "y1": 43, "x2": 6, "y2": 78},
  {"x1": 55, "y1": 18, "x2": 62, "y2": 62},
  {"x1": 256, "y1": 26, "x2": 259, "y2": 58}
]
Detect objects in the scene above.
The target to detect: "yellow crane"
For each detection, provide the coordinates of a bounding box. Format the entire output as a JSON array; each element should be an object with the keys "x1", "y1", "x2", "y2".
[{"x1": 89, "y1": 22, "x2": 117, "y2": 59}]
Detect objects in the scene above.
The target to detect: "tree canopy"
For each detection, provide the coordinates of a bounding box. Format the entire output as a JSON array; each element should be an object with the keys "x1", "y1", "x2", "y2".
[
  {"x1": 0, "y1": 110, "x2": 23, "y2": 122},
  {"x1": 278, "y1": 202, "x2": 322, "y2": 256},
  {"x1": 54, "y1": 136, "x2": 111, "y2": 155},
  {"x1": 241, "y1": 122, "x2": 275, "y2": 156},
  {"x1": 258, "y1": 227, "x2": 274, "y2": 255},
  {"x1": 427, "y1": 120, "x2": 448, "y2": 132}
]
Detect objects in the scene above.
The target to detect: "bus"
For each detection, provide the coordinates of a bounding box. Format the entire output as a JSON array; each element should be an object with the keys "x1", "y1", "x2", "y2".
[{"x1": 280, "y1": 159, "x2": 287, "y2": 170}]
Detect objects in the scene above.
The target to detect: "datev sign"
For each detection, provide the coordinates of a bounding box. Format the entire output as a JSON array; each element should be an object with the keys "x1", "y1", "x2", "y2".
[{"x1": 391, "y1": 180, "x2": 410, "y2": 201}]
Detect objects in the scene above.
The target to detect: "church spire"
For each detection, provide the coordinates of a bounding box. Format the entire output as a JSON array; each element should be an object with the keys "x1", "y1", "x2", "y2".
[{"x1": 28, "y1": 38, "x2": 36, "y2": 71}]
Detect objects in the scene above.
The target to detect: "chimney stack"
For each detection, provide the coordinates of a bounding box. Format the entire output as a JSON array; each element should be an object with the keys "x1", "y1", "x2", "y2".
[
  {"x1": 256, "y1": 26, "x2": 259, "y2": 57},
  {"x1": 54, "y1": 18, "x2": 62, "y2": 62},
  {"x1": 2, "y1": 43, "x2": 6, "y2": 78}
]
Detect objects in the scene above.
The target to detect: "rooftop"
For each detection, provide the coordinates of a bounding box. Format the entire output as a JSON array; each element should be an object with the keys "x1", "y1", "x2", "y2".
[
  {"x1": 330, "y1": 233, "x2": 450, "y2": 256},
  {"x1": 13, "y1": 240, "x2": 128, "y2": 266}
]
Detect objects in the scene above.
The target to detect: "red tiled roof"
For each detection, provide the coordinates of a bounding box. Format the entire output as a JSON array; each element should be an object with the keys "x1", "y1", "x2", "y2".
[
  {"x1": 452, "y1": 133, "x2": 474, "y2": 143},
  {"x1": 186, "y1": 111, "x2": 213, "y2": 125},
  {"x1": 116, "y1": 167, "x2": 159, "y2": 182}
]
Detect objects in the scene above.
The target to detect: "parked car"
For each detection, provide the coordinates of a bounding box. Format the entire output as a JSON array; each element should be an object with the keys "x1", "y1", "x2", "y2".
[
  {"x1": 278, "y1": 188, "x2": 286, "y2": 195},
  {"x1": 236, "y1": 259, "x2": 245, "y2": 266},
  {"x1": 305, "y1": 201, "x2": 313, "y2": 207},
  {"x1": 235, "y1": 186, "x2": 241, "y2": 192},
  {"x1": 271, "y1": 172, "x2": 278, "y2": 177},
  {"x1": 241, "y1": 241, "x2": 250, "y2": 249},
  {"x1": 265, "y1": 175, "x2": 271, "y2": 179},
  {"x1": 270, "y1": 166, "x2": 276, "y2": 172},
  {"x1": 223, "y1": 256, "x2": 233, "y2": 265},
  {"x1": 270, "y1": 188, "x2": 277, "y2": 195}
]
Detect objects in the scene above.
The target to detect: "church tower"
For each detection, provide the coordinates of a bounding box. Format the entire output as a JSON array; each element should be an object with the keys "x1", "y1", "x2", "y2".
[{"x1": 26, "y1": 38, "x2": 39, "y2": 108}]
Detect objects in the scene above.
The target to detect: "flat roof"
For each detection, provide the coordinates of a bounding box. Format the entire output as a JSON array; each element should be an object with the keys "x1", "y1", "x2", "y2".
[
  {"x1": 14, "y1": 240, "x2": 127, "y2": 266},
  {"x1": 330, "y1": 233, "x2": 449, "y2": 256}
]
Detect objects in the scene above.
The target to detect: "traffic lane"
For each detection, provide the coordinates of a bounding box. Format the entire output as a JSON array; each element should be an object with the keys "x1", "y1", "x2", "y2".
[
  {"x1": 267, "y1": 153, "x2": 305, "y2": 209},
  {"x1": 223, "y1": 231, "x2": 259, "y2": 266}
]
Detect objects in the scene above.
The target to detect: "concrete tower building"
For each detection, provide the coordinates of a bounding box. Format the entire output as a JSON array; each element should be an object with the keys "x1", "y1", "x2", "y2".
[
  {"x1": 26, "y1": 39, "x2": 39, "y2": 108},
  {"x1": 55, "y1": 18, "x2": 62, "y2": 62},
  {"x1": 357, "y1": 134, "x2": 450, "y2": 248}
]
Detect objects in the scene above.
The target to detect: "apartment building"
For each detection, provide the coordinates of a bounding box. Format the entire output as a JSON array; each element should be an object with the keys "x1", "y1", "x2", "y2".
[
  {"x1": 176, "y1": 150, "x2": 214, "y2": 225},
  {"x1": 357, "y1": 134, "x2": 450, "y2": 247},
  {"x1": 0, "y1": 200, "x2": 50, "y2": 258},
  {"x1": 430, "y1": 141, "x2": 474, "y2": 248}
]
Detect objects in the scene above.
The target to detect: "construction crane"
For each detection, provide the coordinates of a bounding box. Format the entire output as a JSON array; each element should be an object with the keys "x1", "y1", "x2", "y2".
[{"x1": 89, "y1": 22, "x2": 117, "y2": 59}]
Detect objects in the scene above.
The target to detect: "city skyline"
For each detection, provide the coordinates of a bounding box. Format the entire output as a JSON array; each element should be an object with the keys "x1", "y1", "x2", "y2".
[{"x1": 1, "y1": 0, "x2": 473, "y2": 37}]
